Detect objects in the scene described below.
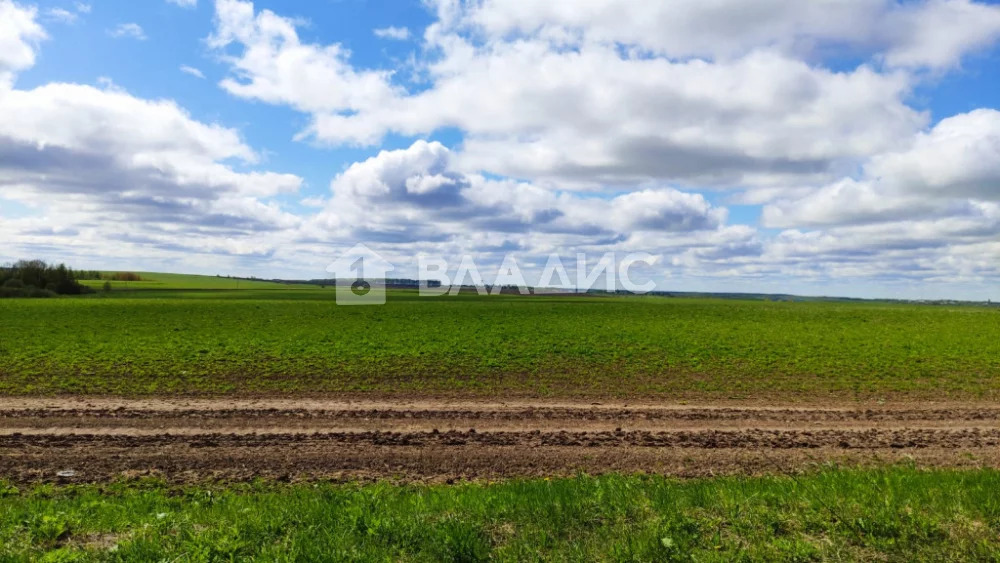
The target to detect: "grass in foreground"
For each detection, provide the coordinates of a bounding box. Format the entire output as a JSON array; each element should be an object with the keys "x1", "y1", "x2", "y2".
[
  {"x1": 1, "y1": 289, "x2": 999, "y2": 396},
  {"x1": 3, "y1": 467, "x2": 1000, "y2": 561}
]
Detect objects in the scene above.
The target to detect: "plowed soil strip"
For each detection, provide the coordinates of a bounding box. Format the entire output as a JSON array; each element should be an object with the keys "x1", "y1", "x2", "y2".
[{"x1": 3, "y1": 399, "x2": 1000, "y2": 483}]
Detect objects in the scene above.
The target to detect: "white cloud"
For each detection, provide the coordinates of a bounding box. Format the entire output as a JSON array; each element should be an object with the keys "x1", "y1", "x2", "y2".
[
  {"x1": 206, "y1": 0, "x2": 1000, "y2": 190},
  {"x1": 180, "y1": 65, "x2": 205, "y2": 79},
  {"x1": 433, "y1": 47, "x2": 920, "y2": 189},
  {"x1": 208, "y1": 0, "x2": 397, "y2": 116},
  {"x1": 763, "y1": 212, "x2": 1000, "y2": 277},
  {"x1": 74, "y1": 2, "x2": 90, "y2": 13},
  {"x1": 211, "y1": 0, "x2": 927, "y2": 190},
  {"x1": 865, "y1": 109, "x2": 1000, "y2": 201},
  {"x1": 108, "y1": 23, "x2": 146, "y2": 40},
  {"x1": 168, "y1": 0, "x2": 197, "y2": 7},
  {"x1": 0, "y1": 0, "x2": 46, "y2": 86},
  {"x1": 0, "y1": 82, "x2": 302, "y2": 209},
  {"x1": 0, "y1": 10, "x2": 304, "y2": 266},
  {"x1": 432, "y1": 0, "x2": 878, "y2": 60},
  {"x1": 309, "y1": 140, "x2": 727, "y2": 247},
  {"x1": 744, "y1": 106, "x2": 1000, "y2": 295},
  {"x1": 763, "y1": 109, "x2": 1000, "y2": 228},
  {"x1": 882, "y1": 0, "x2": 1000, "y2": 69},
  {"x1": 761, "y1": 178, "x2": 945, "y2": 228},
  {"x1": 432, "y1": 0, "x2": 1000, "y2": 69},
  {"x1": 373, "y1": 26, "x2": 410, "y2": 40}
]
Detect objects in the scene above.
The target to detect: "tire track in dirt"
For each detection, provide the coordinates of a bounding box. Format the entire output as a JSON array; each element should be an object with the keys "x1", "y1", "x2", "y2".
[
  {"x1": 9, "y1": 406, "x2": 1000, "y2": 421},
  {"x1": 3, "y1": 399, "x2": 1000, "y2": 483}
]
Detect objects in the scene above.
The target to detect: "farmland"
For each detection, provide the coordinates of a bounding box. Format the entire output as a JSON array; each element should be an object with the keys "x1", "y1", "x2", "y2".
[
  {"x1": 77, "y1": 272, "x2": 314, "y2": 291},
  {"x1": 4, "y1": 278, "x2": 1000, "y2": 560},
  {"x1": 1, "y1": 285, "x2": 998, "y2": 397}
]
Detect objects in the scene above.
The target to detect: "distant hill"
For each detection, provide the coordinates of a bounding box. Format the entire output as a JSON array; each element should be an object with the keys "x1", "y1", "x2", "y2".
[
  {"x1": 79, "y1": 272, "x2": 318, "y2": 291},
  {"x1": 81, "y1": 272, "x2": 998, "y2": 306}
]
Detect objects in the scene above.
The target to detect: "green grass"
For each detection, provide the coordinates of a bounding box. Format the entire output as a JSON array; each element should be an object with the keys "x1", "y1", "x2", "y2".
[
  {"x1": 78, "y1": 272, "x2": 316, "y2": 291},
  {"x1": 1, "y1": 289, "x2": 999, "y2": 396},
  {"x1": 3, "y1": 466, "x2": 1000, "y2": 561}
]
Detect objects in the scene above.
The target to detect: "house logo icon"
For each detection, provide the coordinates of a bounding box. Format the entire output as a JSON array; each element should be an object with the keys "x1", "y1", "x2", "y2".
[{"x1": 326, "y1": 243, "x2": 394, "y2": 305}]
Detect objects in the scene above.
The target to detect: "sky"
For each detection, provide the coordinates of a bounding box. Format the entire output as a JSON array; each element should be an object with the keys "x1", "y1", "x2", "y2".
[{"x1": 1, "y1": 0, "x2": 999, "y2": 300}]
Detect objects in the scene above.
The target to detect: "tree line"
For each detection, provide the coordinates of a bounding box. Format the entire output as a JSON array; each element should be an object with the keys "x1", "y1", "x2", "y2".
[{"x1": 0, "y1": 260, "x2": 94, "y2": 298}]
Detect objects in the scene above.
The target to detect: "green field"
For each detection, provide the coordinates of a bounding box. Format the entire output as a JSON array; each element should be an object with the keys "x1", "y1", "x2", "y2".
[
  {"x1": 5, "y1": 278, "x2": 1000, "y2": 560},
  {"x1": 4, "y1": 466, "x2": 1000, "y2": 561},
  {"x1": 78, "y1": 272, "x2": 316, "y2": 291},
  {"x1": 1, "y1": 286, "x2": 998, "y2": 397}
]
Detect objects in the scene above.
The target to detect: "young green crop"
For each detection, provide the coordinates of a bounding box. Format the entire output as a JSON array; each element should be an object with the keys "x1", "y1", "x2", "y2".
[
  {"x1": 3, "y1": 466, "x2": 1000, "y2": 561},
  {"x1": 1, "y1": 289, "x2": 998, "y2": 397}
]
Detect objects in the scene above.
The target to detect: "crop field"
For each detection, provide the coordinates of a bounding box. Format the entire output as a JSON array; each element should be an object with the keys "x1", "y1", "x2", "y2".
[
  {"x1": 5, "y1": 282, "x2": 1000, "y2": 559},
  {"x1": 1, "y1": 286, "x2": 998, "y2": 397}
]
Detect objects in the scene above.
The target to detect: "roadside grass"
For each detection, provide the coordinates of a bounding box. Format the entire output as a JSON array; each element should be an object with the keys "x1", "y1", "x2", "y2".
[
  {"x1": 1, "y1": 290, "x2": 999, "y2": 397},
  {"x1": 2, "y1": 466, "x2": 1000, "y2": 561}
]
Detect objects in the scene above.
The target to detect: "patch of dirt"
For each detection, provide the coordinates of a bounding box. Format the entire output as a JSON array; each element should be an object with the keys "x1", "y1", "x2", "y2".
[{"x1": 3, "y1": 398, "x2": 1000, "y2": 483}]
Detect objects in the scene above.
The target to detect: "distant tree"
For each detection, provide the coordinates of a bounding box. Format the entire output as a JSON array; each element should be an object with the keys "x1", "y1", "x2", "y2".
[
  {"x1": 0, "y1": 259, "x2": 93, "y2": 298},
  {"x1": 103, "y1": 281, "x2": 113, "y2": 292},
  {"x1": 110, "y1": 272, "x2": 142, "y2": 282}
]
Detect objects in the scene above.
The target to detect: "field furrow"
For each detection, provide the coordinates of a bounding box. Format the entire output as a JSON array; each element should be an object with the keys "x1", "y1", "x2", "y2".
[{"x1": 5, "y1": 398, "x2": 1000, "y2": 483}]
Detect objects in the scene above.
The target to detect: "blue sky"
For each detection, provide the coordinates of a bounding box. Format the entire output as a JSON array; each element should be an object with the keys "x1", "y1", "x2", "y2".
[{"x1": 2, "y1": 0, "x2": 1000, "y2": 299}]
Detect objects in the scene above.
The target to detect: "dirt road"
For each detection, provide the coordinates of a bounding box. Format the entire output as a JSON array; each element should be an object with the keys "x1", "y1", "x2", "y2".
[{"x1": 3, "y1": 397, "x2": 1000, "y2": 483}]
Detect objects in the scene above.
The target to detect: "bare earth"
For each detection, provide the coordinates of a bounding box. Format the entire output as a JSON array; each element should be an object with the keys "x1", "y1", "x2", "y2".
[{"x1": 3, "y1": 397, "x2": 1000, "y2": 483}]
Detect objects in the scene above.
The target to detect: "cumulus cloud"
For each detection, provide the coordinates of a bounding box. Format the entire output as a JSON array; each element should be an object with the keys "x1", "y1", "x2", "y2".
[
  {"x1": 431, "y1": 0, "x2": 874, "y2": 59},
  {"x1": 865, "y1": 109, "x2": 1000, "y2": 201},
  {"x1": 210, "y1": 0, "x2": 932, "y2": 190},
  {"x1": 436, "y1": 48, "x2": 920, "y2": 189},
  {"x1": 762, "y1": 210, "x2": 1000, "y2": 279},
  {"x1": 0, "y1": 0, "x2": 46, "y2": 86},
  {"x1": 307, "y1": 140, "x2": 727, "y2": 250},
  {"x1": 751, "y1": 108, "x2": 1000, "y2": 292},
  {"x1": 763, "y1": 109, "x2": 1000, "y2": 228},
  {"x1": 882, "y1": 0, "x2": 1000, "y2": 69},
  {"x1": 0, "y1": 82, "x2": 302, "y2": 218},
  {"x1": 0, "y1": 7, "x2": 304, "y2": 266},
  {"x1": 208, "y1": 0, "x2": 397, "y2": 115},
  {"x1": 206, "y1": 0, "x2": 1000, "y2": 193},
  {"x1": 434, "y1": 0, "x2": 1000, "y2": 69}
]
